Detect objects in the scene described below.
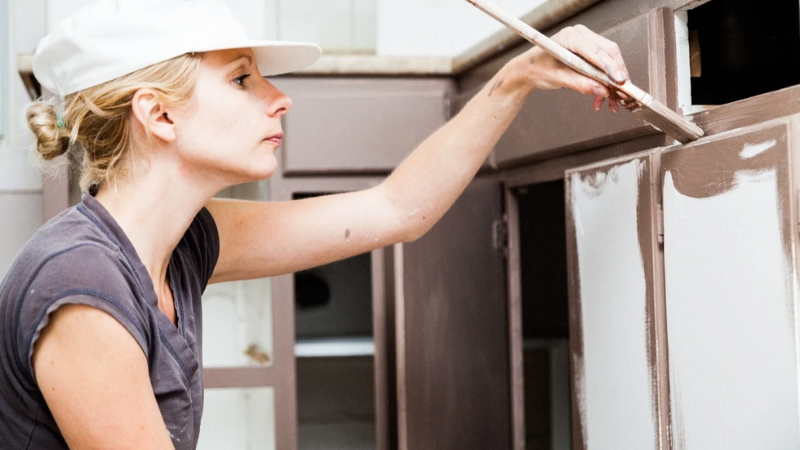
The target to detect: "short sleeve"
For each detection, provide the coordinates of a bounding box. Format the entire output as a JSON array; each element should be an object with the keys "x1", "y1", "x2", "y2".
[
  {"x1": 24, "y1": 293, "x2": 149, "y2": 383},
  {"x1": 176, "y1": 207, "x2": 220, "y2": 288}
]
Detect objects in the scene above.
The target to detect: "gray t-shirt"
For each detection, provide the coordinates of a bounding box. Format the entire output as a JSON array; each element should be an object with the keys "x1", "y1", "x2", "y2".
[{"x1": 0, "y1": 193, "x2": 219, "y2": 449}]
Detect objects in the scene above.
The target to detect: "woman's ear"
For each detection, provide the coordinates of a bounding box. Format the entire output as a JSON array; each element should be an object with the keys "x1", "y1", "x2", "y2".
[{"x1": 131, "y1": 88, "x2": 176, "y2": 143}]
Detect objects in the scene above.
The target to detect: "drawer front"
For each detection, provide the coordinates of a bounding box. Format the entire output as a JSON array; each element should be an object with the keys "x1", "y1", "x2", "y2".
[
  {"x1": 495, "y1": 9, "x2": 672, "y2": 167},
  {"x1": 272, "y1": 78, "x2": 455, "y2": 175}
]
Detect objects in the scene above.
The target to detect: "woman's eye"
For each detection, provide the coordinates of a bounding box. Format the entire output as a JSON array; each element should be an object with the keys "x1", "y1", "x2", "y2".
[{"x1": 234, "y1": 74, "x2": 251, "y2": 86}]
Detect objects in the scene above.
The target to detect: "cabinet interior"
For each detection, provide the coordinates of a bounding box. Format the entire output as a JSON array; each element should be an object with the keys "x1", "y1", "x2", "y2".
[
  {"x1": 292, "y1": 192, "x2": 376, "y2": 450},
  {"x1": 516, "y1": 181, "x2": 572, "y2": 450},
  {"x1": 676, "y1": 0, "x2": 800, "y2": 112}
]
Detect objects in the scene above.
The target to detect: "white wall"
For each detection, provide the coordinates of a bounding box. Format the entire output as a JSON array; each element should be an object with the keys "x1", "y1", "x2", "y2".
[
  {"x1": 376, "y1": 0, "x2": 545, "y2": 56},
  {"x1": 1, "y1": 0, "x2": 46, "y2": 276}
]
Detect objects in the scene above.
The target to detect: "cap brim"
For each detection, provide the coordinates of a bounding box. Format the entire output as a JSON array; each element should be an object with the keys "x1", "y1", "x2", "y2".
[
  {"x1": 191, "y1": 40, "x2": 322, "y2": 76},
  {"x1": 251, "y1": 41, "x2": 322, "y2": 76}
]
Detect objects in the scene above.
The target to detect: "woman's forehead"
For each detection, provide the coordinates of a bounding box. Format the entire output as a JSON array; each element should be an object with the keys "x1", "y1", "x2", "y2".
[{"x1": 202, "y1": 48, "x2": 256, "y2": 67}]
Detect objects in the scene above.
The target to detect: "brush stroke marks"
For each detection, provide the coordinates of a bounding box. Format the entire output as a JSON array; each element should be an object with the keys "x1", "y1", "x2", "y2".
[
  {"x1": 567, "y1": 157, "x2": 659, "y2": 450},
  {"x1": 661, "y1": 119, "x2": 799, "y2": 450}
]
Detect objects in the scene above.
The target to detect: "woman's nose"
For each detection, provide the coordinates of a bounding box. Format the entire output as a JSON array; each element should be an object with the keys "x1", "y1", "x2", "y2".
[{"x1": 262, "y1": 81, "x2": 292, "y2": 117}]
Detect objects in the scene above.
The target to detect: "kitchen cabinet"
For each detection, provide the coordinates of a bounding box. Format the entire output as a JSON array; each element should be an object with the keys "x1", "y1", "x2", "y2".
[
  {"x1": 493, "y1": 9, "x2": 675, "y2": 166},
  {"x1": 270, "y1": 78, "x2": 456, "y2": 175},
  {"x1": 661, "y1": 117, "x2": 800, "y2": 449},
  {"x1": 564, "y1": 150, "x2": 669, "y2": 450}
]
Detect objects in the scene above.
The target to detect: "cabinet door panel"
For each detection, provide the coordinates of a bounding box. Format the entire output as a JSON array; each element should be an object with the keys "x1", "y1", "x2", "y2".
[
  {"x1": 661, "y1": 118, "x2": 800, "y2": 449},
  {"x1": 395, "y1": 179, "x2": 510, "y2": 450},
  {"x1": 272, "y1": 78, "x2": 454, "y2": 175},
  {"x1": 496, "y1": 9, "x2": 672, "y2": 166},
  {"x1": 565, "y1": 151, "x2": 667, "y2": 450}
]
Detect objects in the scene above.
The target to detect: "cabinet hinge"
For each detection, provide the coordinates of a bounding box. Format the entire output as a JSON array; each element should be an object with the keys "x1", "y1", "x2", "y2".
[
  {"x1": 797, "y1": 189, "x2": 800, "y2": 229},
  {"x1": 656, "y1": 204, "x2": 664, "y2": 245},
  {"x1": 492, "y1": 216, "x2": 509, "y2": 256}
]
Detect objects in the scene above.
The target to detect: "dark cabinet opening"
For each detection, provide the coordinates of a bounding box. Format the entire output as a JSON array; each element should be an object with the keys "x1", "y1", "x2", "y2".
[
  {"x1": 516, "y1": 181, "x2": 572, "y2": 450},
  {"x1": 684, "y1": 0, "x2": 800, "y2": 105},
  {"x1": 293, "y1": 193, "x2": 376, "y2": 450}
]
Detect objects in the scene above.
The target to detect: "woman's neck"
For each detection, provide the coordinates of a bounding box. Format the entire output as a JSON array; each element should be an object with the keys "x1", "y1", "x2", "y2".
[{"x1": 93, "y1": 159, "x2": 221, "y2": 300}]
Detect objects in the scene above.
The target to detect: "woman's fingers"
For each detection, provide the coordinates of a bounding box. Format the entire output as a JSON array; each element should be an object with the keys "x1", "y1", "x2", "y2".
[
  {"x1": 574, "y1": 25, "x2": 629, "y2": 82},
  {"x1": 557, "y1": 25, "x2": 629, "y2": 84}
]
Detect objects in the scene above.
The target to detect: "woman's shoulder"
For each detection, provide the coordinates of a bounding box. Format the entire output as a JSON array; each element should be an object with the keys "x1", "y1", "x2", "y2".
[
  {"x1": 0, "y1": 205, "x2": 147, "y2": 325},
  {"x1": 0, "y1": 206, "x2": 154, "y2": 396},
  {"x1": 7, "y1": 205, "x2": 126, "y2": 289}
]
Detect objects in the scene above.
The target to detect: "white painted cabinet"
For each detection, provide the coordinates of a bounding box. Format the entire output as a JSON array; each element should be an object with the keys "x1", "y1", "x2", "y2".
[
  {"x1": 566, "y1": 115, "x2": 800, "y2": 450},
  {"x1": 661, "y1": 117, "x2": 800, "y2": 449},
  {"x1": 565, "y1": 152, "x2": 669, "y2": 450}
]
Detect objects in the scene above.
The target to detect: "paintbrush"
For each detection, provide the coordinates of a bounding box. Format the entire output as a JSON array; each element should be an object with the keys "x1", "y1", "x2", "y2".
[{"x1": 465, "y1": 0, "x2": 704, "y2": 143}]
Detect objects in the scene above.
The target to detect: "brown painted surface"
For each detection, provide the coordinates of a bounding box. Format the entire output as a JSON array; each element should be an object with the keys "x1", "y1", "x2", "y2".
[
  {"x1": 502, "y1": 133, "x2": 670, "y2": 187},
  {"x1": 637, "y1": 152, "x2": 671, "y2": 450},
  {"x1": 689, "y1": 84, "x2": 800, "y2": 138},
  {"x1": 505, "y1": 189, "x2": 526, "y2": 450},
  {"x1": 397, "y1": 179, "x2": 510, "y2": 450},
  {"x1": 203, "y1": 367, "x2": 276, "y2": 389},
  {"x1": 42, "y1": 165, "x2": 70, "y2": 222},
  {"x1": 270, "y1": 77, "x2": 455, "y2": 175},
  {"x1": 268, "y1": 176, "x2": 385, "y2": 450},
  {"x1": 371, "y1": 247, "x2": 389, "y2": 450},
  {"x1": 490, "y1": 9, "x2": 673, "y2": 167}
]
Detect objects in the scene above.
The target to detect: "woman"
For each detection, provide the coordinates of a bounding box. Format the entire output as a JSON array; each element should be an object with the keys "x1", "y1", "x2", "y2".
[{"x1": 0, "y1": 0, "x2": 630, "y2": 448}]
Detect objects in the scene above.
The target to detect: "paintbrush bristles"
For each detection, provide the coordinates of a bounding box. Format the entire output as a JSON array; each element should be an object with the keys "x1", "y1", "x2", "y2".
[{"x1": 634, "y1": 100, "x2": 705, "y2": 143}]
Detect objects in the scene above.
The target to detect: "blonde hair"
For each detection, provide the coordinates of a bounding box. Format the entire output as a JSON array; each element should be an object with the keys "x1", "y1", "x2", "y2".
[{"x1": 26, "y1": 52, "x2": 203, "y2": 193}]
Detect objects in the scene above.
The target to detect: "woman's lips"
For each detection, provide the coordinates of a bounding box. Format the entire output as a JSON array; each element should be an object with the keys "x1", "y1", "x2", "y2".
[{"x1": 266, "y1": 133, "x2": 283, "y2": 145}]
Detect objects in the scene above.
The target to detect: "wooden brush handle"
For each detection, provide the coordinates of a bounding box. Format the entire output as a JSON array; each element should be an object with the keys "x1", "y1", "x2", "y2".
[{"x1": 465, "y1": 0, "x2": 651, "y2": 104}]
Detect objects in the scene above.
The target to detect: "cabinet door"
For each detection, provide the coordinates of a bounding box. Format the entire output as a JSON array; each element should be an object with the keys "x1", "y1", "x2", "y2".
[
  {"x1": 565, "y1": 151, "x2": 668, "y2": 450},
  {"x1": 661, "y1": 117, "x2": 800, "y2": 449},
  {"x1": 394, "y1": 178, "x2": 510, "y2": 450},
  {"x1": 271, "y1": 78, "x2": 455, "y2": 175},
  {"x1": 495, "y1": 8, "x2": 674, "y2": 166}
]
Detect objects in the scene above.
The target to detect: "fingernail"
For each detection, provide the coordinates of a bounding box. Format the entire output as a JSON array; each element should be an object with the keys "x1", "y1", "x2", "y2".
[{"x1": 615, "y1": 71, "x2": 627, "y2": 83}]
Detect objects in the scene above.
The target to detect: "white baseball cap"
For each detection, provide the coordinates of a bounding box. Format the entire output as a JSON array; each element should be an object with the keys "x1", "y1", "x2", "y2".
[{"x1": 32, "y1": 0, "x2": 322, "y2": 96}]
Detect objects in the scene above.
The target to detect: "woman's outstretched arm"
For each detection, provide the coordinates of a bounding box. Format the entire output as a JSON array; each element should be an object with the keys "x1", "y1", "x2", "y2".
[{"x1": 207, "y1": 25, "x2": 628, "y2": 283}]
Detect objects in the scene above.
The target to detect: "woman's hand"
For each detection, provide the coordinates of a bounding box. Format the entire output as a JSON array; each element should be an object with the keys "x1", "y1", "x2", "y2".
[{"x1": 508, "y1": 24, "x2": 632, "y2": 113}]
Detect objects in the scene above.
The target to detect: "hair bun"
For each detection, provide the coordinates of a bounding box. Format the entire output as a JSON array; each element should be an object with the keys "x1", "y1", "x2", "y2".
[{"x1": 26, "y1": 101, "x2": 69, "y2": 160}]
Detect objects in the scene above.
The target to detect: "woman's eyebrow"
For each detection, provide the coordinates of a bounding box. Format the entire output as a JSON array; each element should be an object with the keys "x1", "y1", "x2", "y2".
[{"x1": 227, "y1": 54, "x2": 253, "y2": 67}]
